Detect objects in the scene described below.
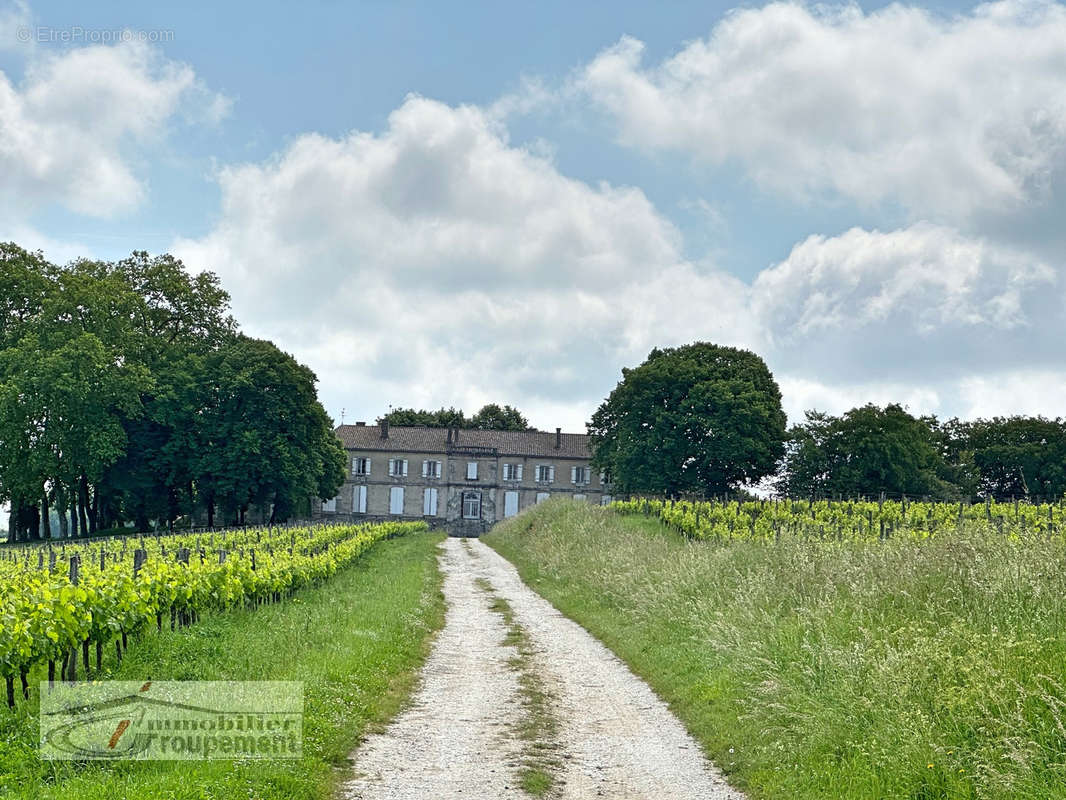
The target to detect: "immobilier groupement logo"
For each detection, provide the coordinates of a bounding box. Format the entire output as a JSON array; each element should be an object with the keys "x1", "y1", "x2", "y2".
[{"x1": 40, "y1": 681, "x2": 303, "y2": 760}]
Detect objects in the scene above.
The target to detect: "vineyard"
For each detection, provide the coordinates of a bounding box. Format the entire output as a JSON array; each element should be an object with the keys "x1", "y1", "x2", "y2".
[
  {"x1": 612, "y1": 496, "x2": 1064, "y2": 541},
  {"x1": 0, "y1": 520, "x2": 426, "y2": 708}
]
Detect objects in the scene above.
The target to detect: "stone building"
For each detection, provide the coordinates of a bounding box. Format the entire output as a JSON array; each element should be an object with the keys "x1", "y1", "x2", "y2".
[{"x1": 317, "y1": 422, "x2": 611, "y2": 535}]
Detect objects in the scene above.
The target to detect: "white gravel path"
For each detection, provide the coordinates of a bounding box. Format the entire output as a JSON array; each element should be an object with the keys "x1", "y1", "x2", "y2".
[{"x1": 344, "y1": 537, "x2": 744, "y2": 799}]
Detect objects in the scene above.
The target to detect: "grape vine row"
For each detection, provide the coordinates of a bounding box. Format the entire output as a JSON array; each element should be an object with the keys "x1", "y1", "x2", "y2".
[{"x1": 0, "y1": 520, "x2": 426, "y2": 707}]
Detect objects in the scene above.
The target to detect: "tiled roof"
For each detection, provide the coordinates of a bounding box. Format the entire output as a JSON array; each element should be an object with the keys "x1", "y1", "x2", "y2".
[{"x1": 334, "y1": 424, "x2": 592, "y2": 459}]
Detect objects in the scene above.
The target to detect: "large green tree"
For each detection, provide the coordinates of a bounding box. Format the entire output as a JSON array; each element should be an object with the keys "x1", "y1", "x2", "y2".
[
  {"x1": 0, "y1": 244, "x2": 343, "y2": 539},
  {"x1": 780, "y1": 404, "x2": 953, "y2": 499},
  {"x1": 104, "y1": 252, "x2": 236, "y2": 531},
  {"x1": 0, "y1": 254, "x2": 151, "y2": 539},
  {"x1": 196, "y1": 336, "x2": 345, "y2": 526},
  {"x1": 588, "y1": 342, "x2": 786, "y2": 496},
  {"x1": 955, "y1": 416, "x2": 1066, "y2": 500}
]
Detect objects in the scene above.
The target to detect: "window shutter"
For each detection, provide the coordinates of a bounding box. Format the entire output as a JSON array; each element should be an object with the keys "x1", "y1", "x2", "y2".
[
  {"x1": 571, "y1": 466, "x2": 577, "y2": 484},
  {"x1": 548, "y1": 466, "x2": 555, "y2": 483},
  {"x1": 366, "y1": 458, "x2": 371, "y2": 475},
  {"x1": 516, "y1": 464, "x2": 523, "y2": 480},
  {"x1": 422, "y1": 460, "x2": 428, "y2": 477},
  {"x1": 403, "y1": 459, "x2": 409, "y2": 477}
]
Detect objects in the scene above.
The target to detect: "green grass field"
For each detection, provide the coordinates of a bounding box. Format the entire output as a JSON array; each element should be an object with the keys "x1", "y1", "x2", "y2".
[
  {"x1": 485, "y1": 501, "x2": 1066, "y2": 800},
  {"x1": 0, "y1": 531, "x2": 445, "y2": 800}
]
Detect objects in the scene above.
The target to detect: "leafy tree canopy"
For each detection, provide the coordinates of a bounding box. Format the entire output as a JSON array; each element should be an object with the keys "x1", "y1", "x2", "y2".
[
  {"x1": 381, "y1": 403, "x2": 531, "y2": 431},
  {"x1": 780, "y1": 404, "x2": 951, "y2": 499},
  {"x1": 0, "y1": 243, "x2": 342, "y2": 540},
  {"x1": 588, "y1": 342, "x2": 787, "y2": 496}
]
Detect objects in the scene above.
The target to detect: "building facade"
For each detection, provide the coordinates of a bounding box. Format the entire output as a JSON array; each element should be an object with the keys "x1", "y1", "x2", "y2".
[{"x1": 317, "y1": 422, "x2": 610, "y2": 534}]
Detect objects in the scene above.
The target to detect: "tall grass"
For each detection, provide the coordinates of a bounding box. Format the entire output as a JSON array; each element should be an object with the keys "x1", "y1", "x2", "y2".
[{"x1": 486, "y1": 502, "x2": 1066, "y2": 800}]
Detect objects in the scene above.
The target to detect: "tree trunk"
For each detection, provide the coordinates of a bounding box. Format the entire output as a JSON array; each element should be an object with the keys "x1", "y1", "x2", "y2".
[
  {"x1": 69, "y1": 491, "x2": 78, "y2": 537},
  {"x1": 41, "y1": 492, "x2": 52, "y2": 540},
  {"x1": 77, "y1": 477, "x2": 89, "y2": 538},
  {"x1": 28, "y1": 503, "x2": 41, "y2": 541}
]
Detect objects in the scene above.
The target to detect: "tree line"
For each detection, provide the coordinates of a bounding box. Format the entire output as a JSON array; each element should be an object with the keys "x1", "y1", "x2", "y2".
[
  {"x1": 380, "y1": 403, "x2": 532, "y2": 431},
  {"x1": 590, "y1": 342, "x2": 1066, "y2": 502},
  {"x1": 780, "y1": 407, "x2": 1066, "y2": 501},
  {"x1": 1, "y1": 244, "x2": 345, "y2": 542}
]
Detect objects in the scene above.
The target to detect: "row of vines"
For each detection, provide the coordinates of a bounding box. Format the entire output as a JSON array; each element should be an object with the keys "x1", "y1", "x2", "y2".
[
  {"x1": 611, "y1": 496, "x2": 1065, "y2": 543},
  {"x1": 0, "y1": 520, "x2": 426, "y2": 707}
]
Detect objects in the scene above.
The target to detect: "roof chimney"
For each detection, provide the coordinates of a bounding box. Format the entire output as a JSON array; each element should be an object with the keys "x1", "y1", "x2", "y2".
[
  {"x1": 447, "y1": 427, "x2": 453, "y2": 444},
  {"x1": 355, "y1": 421, "x2": 366, "y2": 427},
  {"x1": 380, "y1": 420, "x2": 389, "y2": 439},
  {"x1": 452, "y1": 425, "x2": 459, "y2": 443},
  {"x1": 555, "y1": 427, "x2": 561, "y2": 449}
]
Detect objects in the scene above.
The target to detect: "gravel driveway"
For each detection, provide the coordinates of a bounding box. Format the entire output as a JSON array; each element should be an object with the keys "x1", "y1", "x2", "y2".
[{"x1": 344, "y1": 537, "x2": 744, "y2": 799}]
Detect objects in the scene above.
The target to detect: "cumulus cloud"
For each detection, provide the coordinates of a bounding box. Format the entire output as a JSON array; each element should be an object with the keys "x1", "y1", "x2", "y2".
[
  {"x1": 173, "y1": 96, "x2": 759, "y2": 429},
  {"x1": 754, "y1": 223, "x2": 1062, "y2": 384},
  {"x1": 173, "y1": 91, "x2": 1066, "y2": 428},
  {"x1": 0, "y1": 38, "x2": 228, "y2": 217},
  {"x1": 577, "y1": 0, "x2": 1066, "y2": 219}
]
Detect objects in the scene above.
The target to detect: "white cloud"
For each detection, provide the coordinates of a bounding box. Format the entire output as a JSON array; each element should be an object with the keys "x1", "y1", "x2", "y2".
[
  {"x1": 777, "y1": 368, "x2": 1066, "y2": 426},
  {"x1": 956, "y1": 370, "x2": 1066, "y2": 419},
  {"x1": 0, "y1": 38, "x2": 228, "y2": 217},
  {"x1": 174, "y1": 96, "x2": 759, "y2": 430},
  {"x1": 754, "y1": 222, "x2": 1062, "y2": 384},
  {"x1": 174, "y1": 94, "x2": 1066, "y2": 430},
  {"x1": 754, "y1": 223, "x2": 1056, "y2": 339},
  {"x1": 577, "y1": 1, "x2": 1066, "y2": 220},
  {"x1": 777, "y1": 374, "x2": 942, "y2": 422}
]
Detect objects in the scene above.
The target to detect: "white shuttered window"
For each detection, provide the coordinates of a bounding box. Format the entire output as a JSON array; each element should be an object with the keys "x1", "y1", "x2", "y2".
[
  {"x1": 423, "y1": 487, "x2": 439, "y2": 516},
  {"x1": 389, "y1": 487, "x2": 404, "y2": 515},
  {"x1": 352, "y1": 485, "x2": 367, "y2": 513}
]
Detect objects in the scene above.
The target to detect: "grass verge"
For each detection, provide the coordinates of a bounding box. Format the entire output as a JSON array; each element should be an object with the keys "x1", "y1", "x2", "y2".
[
  {"x1": 485, "y1": 501, "x2": 1066, "y2": 800},
  {"x1": 473, "y1": 577, "x2": 562, "y2": 798},
  {"x1": 0, "y1": 531, "x2": 446, "y2": 800}
]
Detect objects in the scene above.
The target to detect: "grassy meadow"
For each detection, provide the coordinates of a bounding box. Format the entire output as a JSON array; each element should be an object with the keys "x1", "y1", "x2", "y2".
[
  {"x1": 486, "y1": 501, "x2": 1066, "y2": 800},
  {"x1": 0, "y1": 531, "x2": 445, "y2": 800}
]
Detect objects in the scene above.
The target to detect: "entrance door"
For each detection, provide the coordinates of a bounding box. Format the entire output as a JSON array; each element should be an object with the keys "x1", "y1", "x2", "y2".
[{"x1": 504, "y1": 490, "x2": 519, "y2": 518}]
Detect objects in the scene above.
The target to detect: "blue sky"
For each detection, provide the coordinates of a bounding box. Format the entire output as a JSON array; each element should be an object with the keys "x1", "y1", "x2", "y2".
[{"x1": 2, "y1": 0, "x2": 1065, "y2": 432}]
